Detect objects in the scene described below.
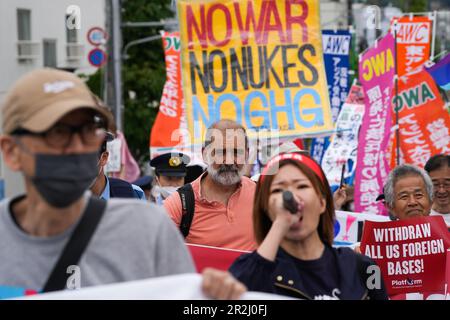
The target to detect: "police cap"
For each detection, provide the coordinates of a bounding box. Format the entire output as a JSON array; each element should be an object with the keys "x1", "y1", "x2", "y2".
[{"x1": 150, "y1": 152, "x2": 190, "y2": 177}]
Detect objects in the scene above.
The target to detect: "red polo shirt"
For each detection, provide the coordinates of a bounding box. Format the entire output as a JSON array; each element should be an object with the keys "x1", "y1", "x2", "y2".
[{"x1": 164, "y1": 173, "x2": 257, "y2": 251}]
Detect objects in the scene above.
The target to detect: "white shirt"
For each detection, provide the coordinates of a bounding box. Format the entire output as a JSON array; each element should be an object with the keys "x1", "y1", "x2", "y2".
[{"x1": 430, "y1": 208, "x2": 450, "y2": 227}]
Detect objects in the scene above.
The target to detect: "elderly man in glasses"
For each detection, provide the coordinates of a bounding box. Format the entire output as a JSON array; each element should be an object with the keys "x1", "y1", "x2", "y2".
[
  {"x1": 0, "y1": 68, "x2": 245, "y2": 300},
  {"x1": 425, "y1": 154, "x2": 450, "y2": 227}
]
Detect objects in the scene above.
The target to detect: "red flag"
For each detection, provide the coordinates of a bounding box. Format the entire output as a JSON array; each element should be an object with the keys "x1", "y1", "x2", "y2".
[
  {"x1": 149, "y1": 32, "x2": 185, "y2": 158},
  {"x1": 390, "y1": 69, "x2": 450, "y2": 168},
  {"x1": 392, "y1": 16, "x2": 432, "y2": 77}
]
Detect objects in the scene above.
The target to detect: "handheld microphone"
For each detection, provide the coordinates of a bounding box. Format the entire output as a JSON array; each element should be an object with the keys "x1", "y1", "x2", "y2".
[{"x1": 282, "y1": 191, "x2": 298, "y2": 214}]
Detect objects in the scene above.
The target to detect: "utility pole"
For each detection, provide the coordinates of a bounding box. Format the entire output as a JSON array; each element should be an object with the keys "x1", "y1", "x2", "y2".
[
  {"x1": 111, "y1": 0, "x2": 123, "y2": 132},
  {"x1": 104, "y1": 0, "x2": 113, "y2": 109},
  {"x1": 347, "y1": 0, "x2": 352, "y2": 27},
  {"x1": 105, "y1": 0, "x2": 123, "y2": 132},
  {"x1": 347, "y1": 0, "x2": 357, "y2": 85}
]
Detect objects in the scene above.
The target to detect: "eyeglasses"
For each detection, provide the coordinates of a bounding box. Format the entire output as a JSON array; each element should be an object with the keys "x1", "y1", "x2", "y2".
[
  {"x1": 432, "y1": 181, "x2": 450, "y2": 190},
  {"x1": 12, "y1": 122, "x2": 106, "y2": 149}
]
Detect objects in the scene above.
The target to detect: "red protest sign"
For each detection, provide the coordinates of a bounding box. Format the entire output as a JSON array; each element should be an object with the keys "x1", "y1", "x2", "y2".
[
  {"x1": 186, "y1": 243, "x2": 248, "y2": 273},
  {"x1": 361, "y1": 216, "x2": 450, "y2": 295},
  {"x1": 390, "y1": 289, "x2": 447, "y2": 300}
]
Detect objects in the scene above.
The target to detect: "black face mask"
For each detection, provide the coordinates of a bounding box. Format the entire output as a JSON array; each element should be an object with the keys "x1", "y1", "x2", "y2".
[{"x1": 31, "y1": 152, "x2": 99, "y2": 208}]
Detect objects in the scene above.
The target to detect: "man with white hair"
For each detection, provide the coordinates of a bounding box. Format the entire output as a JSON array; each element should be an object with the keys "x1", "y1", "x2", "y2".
[
  {"x1": 372, "y1": 164, "x2": 448, "y2": 300},
  {"x1": 383, "y1": 164, "x2": 434, "y2": 220},
  {"x1": 354, "y1": 164, "x2": 434, "y2": 254},
  {"x1": 164, "y1": 119, "x2": 256, "y2": 251}
]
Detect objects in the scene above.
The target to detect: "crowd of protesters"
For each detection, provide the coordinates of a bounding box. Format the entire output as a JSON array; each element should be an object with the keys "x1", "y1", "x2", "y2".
[
  {"x1": 0, "y1": 68, "x2": 448, "y2": 300},
  {"x1": 0, "y1": 69, "x2": 244, "y2": 300}
]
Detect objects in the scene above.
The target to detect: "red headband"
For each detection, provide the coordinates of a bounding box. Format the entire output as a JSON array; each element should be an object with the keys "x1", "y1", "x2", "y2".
[{"x1": 260, "y1": 153, "x2": 326, "y2": 183}]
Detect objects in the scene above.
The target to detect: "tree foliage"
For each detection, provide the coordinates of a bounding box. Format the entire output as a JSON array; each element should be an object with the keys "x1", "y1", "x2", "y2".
[
  {"x1": 121, "y1": 0, "x2": 174, "y2": 165},
  {"x1": 85, "y1": 0, "x2": 174, "y2": 167}
]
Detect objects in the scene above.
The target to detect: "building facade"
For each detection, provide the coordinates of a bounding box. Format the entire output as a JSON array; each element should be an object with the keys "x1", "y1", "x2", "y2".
[{"x1": 0, "y1": 0, "x2": 106, "y2": 198}]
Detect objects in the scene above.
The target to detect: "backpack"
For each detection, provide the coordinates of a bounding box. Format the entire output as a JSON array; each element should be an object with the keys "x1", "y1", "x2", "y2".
[{"x1": 175, "y1": 178, "x2": 256, "y2": 238}]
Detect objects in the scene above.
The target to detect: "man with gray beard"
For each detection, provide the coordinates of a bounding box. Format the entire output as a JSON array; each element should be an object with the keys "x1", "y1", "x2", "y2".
[{"x1": 164, "y1": 120, "x2": 257, "y2": 251}]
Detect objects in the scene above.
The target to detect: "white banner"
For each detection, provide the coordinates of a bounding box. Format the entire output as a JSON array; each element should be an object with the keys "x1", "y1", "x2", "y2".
[
  {"x1": 334, "y1": 210, "x2": 390, "y2": 247},
  {"x1": 17, "y1": 273, "x2": 294, "y2": 300},
  {"x1": 321, "y1": 103, "x2": 365, "y2": 188},
  {"x1": 105, "y1": 138, "x2": 121, "y2": 173}
]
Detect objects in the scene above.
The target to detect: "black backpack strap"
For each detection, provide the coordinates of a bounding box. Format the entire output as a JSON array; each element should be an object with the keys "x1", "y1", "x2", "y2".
[
  {"x1": 42, "y1": 197, "x2": 107, "y2": 292},
  {"x1": 177, "y1": 184, "x2": 195, "y2": 238}
]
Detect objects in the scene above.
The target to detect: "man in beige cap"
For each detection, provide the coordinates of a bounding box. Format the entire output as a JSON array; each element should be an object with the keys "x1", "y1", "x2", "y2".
[{"x1": 0, "y1": 68, "x2": 245, "y2": 299}]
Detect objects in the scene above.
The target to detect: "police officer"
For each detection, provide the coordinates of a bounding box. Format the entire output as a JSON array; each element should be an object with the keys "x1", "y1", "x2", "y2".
[
  {"x1": 132, "y1": 175, "x2": 154, "y2": 201},
  {"x1": 150, "y1": 152, "x2": 190, "y2": 204},
  {"x1": 90, "y1": 132, "x2": 146, "y2": 200}
]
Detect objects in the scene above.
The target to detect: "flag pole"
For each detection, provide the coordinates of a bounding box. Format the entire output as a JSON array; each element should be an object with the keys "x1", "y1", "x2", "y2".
[
  {"x1": 430, "y1": 11, "x2": 437, "y2": 60},
  {"x1": 393, "y1": 20, "x2": 400, "y2": 166}
]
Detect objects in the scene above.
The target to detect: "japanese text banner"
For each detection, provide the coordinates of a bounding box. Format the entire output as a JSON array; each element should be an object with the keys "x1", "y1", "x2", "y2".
[
  {"x1": 390, "y1": 69, "x2": 450, "y2": 167},
  {"x1": 392, "y1": 16, "x2": 432, "y2": 77},
  {"x1": 355, "y1": 33, "x2": 395, "y2": 216},
  {"x1": 310, "y1": 29, "x2": 351, "y2": 164},
  {"x1": 321, "y1": 85, "x2": 365, "y2": 189},
  {"x1": 178, "y1": 0, "x2": 333, "y2": 145},
  {"x1": 322, "y1": 29, "x2": 351, "y2": 122},
  {"x1": 150, "y1": 32, "x2": 185, "y2": 158}
]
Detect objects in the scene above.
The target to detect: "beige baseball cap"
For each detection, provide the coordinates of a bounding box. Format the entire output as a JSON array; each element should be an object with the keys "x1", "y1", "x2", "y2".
[{"x1": 2, "y1": 68, "x2": 114, "y2": 134}]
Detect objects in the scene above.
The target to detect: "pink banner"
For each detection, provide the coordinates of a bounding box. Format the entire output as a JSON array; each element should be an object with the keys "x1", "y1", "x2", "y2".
[{"x1": 355, "y1": 34, "x2": 395, "y2": 216}]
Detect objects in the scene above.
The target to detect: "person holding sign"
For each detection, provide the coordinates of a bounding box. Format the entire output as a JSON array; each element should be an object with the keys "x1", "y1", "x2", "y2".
[
  {"x1": 354, "y1": 164, "x2": 434, "y2": 252},
  {"x1": 333, "y1": 163, "x2": 354, "y2": 211},
  {"x1": 354, "y1": 164, "x2": 434, "y2": 255},
  {"x1": 229, "y1": 153, "x2": 387, "y2": 300},
  {"x1": 384, "y1": 164, "x2": 434, "y2": 221},
  {"x1": 361, "y1": 164, "x2": 449, "y2": 299}
]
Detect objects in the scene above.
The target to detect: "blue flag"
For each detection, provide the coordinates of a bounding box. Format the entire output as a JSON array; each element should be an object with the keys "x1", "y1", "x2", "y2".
[
  {"x1": 426, "y1": 52, "x2": 450, "y2": 91},
  {"x1": 311, "y1": 30, "x2": 351, "y2": 164}
]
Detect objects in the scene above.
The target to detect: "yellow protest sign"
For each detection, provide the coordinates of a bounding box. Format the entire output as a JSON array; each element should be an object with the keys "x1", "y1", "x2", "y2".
[{"x1": 178, "y1": 0, "x2": 333, "y2": 144}]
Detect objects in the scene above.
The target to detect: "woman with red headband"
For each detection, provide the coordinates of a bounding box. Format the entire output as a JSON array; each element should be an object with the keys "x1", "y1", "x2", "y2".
[{"x1": 229, "y1": 153, "x2": 387, "y2": 300}]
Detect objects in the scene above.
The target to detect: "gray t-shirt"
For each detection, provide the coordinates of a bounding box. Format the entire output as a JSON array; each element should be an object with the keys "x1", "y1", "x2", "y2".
[{"x1": 0, "y1": 193, "x2": 195, "y2": 299}]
